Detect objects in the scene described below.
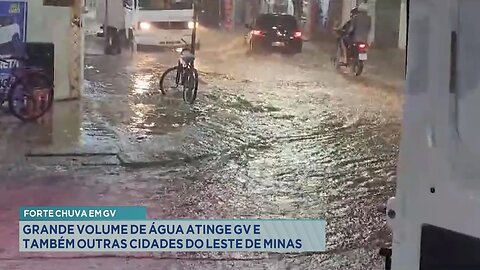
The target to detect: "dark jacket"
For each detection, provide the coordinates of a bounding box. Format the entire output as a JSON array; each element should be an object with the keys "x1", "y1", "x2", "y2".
[{"x1": 351, "y1": 11, "x2": 371, "y2": 42}]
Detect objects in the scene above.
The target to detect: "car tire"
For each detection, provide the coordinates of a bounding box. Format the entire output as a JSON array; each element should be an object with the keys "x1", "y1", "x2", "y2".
[
  {"x1": 104, "y1": 46, "x2": 112, "y2": 55},
  {"x1": 282, "y1": 46, "x2": 298, "y2": 56},
  {"x1": 353, "y1": 60, "x2": 364, "y2": 76},
  {"x1": 113, "y1": 45, "x2": 122, "y2": 55}
]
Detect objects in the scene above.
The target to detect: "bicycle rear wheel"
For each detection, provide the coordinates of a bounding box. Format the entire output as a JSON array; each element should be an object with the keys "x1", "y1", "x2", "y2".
[
  {"x1": 8, "y1": 72, "x2": 54, "y2": 122},
  {"x1": 159, "y1": 66, "x2": 181, "y2": 95},
  {"x1": 182, "y1": 68, "x2": 198, "y2": 104}
]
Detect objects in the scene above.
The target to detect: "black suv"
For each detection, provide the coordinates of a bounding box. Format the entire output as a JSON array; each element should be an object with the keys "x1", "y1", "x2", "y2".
[{"x1": 245, "y1": 13, "x2": 303, "y2": 55}]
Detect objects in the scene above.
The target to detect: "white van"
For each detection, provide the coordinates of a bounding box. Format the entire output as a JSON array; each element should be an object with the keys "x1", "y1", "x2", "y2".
[
  {"x1": 96, "y1": 0, "x2": 199, "y2": 49},
  {"x1": 134, "y1": 0, "x2": 199, "y2": 48}
]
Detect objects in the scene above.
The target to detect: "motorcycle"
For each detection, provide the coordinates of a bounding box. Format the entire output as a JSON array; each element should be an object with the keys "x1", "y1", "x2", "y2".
[{"x1": 333, "y1": 29, "x2": 368, "y2": 76}]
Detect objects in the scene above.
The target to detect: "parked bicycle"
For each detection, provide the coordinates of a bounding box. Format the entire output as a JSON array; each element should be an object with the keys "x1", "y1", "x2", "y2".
[
  {"x1": 159, "y1": 45, "x2": 199, "y2": 104},
  {"x1": 0, "y1": 56, "x2": 54, "y2": 121}
]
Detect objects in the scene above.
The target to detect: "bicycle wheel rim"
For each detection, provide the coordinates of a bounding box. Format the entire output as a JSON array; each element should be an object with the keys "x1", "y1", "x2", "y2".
[
  {"x1": 190, "y1": 69, "x2": 199, "y2": 104},
  {"x1": 159, "y1": 66, "x2": 180, "y2": 95},
  {"x1": 7, "y1": 83, "x2": 39, "y2": 121},
  {"x1": 31, "y1": 72, "x2": 54, "y2": 111},
  {"x1": 182, "y1": 70, "x2": 197, "y2": 104},
  {"x1": 8, "y1": 73, "x2": 53, "y2": 121}
]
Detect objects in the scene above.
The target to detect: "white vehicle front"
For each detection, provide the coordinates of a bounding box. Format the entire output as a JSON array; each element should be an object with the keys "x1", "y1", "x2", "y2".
[{"x1": 134, "y1": 0, "x2": 198, "y2": 48}]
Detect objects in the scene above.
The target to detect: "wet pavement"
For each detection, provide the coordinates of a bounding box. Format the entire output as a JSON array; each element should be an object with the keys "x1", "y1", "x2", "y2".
[{"x1": 0, "y1": 28, "x2": 403, "y2": 269}]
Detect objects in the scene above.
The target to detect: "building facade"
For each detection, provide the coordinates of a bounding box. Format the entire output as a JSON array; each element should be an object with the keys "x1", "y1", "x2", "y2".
[{"x1": 363, "y1": 0, "x2": 406, "y2": 49}]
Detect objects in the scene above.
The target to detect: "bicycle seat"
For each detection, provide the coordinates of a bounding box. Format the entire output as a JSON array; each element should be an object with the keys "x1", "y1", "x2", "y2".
[
  {"x1": 181, "y1": 54, "x2": 195, "y2": 64},
  {"x1": 181, "y1": 53, "x2": 195, "y2": 62}
]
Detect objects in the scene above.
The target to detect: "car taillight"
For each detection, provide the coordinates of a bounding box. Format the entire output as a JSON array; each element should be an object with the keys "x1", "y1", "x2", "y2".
[
  {"x1": 252, "y1": 30, "x2": 264, "y2": 36},
  {"x1": 293, "y1": 31, "x2": 302, "y2": 38}
]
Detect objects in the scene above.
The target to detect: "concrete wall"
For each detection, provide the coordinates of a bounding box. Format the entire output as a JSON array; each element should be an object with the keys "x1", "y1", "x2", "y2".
[
  {"x1": 366, "y1": 0, "x2": 376, "y2": 45},
  {"x1": 26, "y1": 1, "x2": 73, "y2": 100},
  {"x1": 398, "y1": 0, "x2": 407, "y2": 49},
  {"x1": 20, "y1": 0, "x2": 84, "y2": 101},
  {"x1": 374, "y1": 0, "x2": 401, "y2": 48},
  {"x1": 340, "y1": 0, "x2": 404, "y2": 49},
  {"x1": 341, "y1": 0, "x2": 356, "y2": 24}
]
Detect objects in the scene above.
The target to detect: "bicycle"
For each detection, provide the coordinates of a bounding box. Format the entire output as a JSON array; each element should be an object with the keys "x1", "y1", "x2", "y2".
[
  {"x1": 0, "y1": 56, "x2": 54, "y2": 121},
  {"x1": 159, "y1": 46, "x2": 199, "y2": 104}
]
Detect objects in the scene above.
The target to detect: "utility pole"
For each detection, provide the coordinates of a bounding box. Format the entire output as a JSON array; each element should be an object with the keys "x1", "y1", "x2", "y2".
[{"x1": 191, "y1": 0, "x2": 199, "y2": 54}]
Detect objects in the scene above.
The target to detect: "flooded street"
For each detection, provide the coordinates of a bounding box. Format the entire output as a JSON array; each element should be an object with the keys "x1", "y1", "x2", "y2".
[{"x1": 0, "y1": 29, "x2": 403, "y2": 269}]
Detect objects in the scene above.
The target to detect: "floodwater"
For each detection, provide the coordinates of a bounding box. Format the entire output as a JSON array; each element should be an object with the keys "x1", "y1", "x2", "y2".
[{"x1": 0, "y1": 28, "x2": 404, "y2": 269}]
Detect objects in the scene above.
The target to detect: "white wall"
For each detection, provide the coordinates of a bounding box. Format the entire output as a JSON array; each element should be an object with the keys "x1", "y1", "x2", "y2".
[
  {"x1": 26, "y1": 1, "x2": 76, "y2": 101},
  {"x1": 398, "y1": 0, "x2": 407, "y2": 49},
  {"x1": 10, "y1": 0, "x2": 84, "y2": 101},
  {"x1": 366, "y1": 0, "x2": 376, "y2": 45},
  {"x1": 341, "y1": 0, "x2": 356, "y2": 24}
]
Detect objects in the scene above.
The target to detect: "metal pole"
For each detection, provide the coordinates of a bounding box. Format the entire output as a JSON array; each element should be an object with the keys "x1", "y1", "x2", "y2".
[
  {"x1": 191, "y1": 0, "x2": 199, "y2": 54},
  {"x1": 104, "y1": 0, "x2": 108, "y2": 46},
  {"x1": 219, "y1": 0, "x2": 222, "y2": 28}
]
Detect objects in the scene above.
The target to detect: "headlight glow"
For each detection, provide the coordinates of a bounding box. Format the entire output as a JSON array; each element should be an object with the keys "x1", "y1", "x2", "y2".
[
  {"x1": 188, "y1": 21, "x2": 199, "y2": 29},
  {"x1": 140, "y1": 22, "x2": 151, "y2": 30}
]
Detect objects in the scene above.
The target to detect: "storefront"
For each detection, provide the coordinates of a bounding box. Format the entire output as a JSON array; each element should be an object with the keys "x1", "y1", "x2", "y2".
[
  {"x1": 199, "y1": 0, "x2": 221, "y2": 27},
  {"x1": 304, "y1": 0, "x2": 342, "y2": 40},
  {"x1": 222, "y1": 0, "x2": 233, "y2": 30},
  {"x1": 374, "y1": 0, "x2": 401, "y2": 48}
]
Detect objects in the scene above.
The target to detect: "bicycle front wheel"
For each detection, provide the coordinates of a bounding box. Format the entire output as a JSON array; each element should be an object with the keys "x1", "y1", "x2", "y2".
[
  {"x1": 182, "y1": 68, "x2": 199, "y2": 104},
  {"x1": 8, "y1": 72, "x2": 54, "y2": 122},
  {"x1": 159, "y1": 66, "x2": 181, "y2": 95}
]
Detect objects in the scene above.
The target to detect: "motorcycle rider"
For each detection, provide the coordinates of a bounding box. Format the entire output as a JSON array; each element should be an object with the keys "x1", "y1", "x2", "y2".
[{"x1": 338, "y1": 3, "x2": 371, "y2": 65}]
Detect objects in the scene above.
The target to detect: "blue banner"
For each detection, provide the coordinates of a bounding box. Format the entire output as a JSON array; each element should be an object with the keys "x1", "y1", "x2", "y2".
[
  {"x1": 0, "y1": 1, "x2": 27, "y2": 89},
  {"x1": 19, "y1": 220, "x2": 326, "y2": 252},
  {"x1": 20, "y1": 207, "x2": 148, "y2": 221},
  {"x1": 18, "y1": 206, "x2": 327, "y2": 253}
]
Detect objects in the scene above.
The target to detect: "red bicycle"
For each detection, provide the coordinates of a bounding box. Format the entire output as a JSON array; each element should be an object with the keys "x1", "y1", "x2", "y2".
[{"x1": 0, "y1": 56, "x2": 54, "y2": 121}]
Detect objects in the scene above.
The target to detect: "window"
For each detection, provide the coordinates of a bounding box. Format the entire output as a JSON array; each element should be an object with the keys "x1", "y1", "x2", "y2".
[
  {"x1": 255, "y1": 15, "x2": 298, "y2": 30},
  {"x1": 43, "y1": 0, "x2": 74, "y2": 6},
  {"x1": 138, "y1": 0, "x2": 193, "y2": 10}
]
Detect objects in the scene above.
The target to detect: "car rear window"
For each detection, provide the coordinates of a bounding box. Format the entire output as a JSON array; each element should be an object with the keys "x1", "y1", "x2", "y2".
[{"x1": 255, "y1": 15, "x2": 298, "y2": 30}]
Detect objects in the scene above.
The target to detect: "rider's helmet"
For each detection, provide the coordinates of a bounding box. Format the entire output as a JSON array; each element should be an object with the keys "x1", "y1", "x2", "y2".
[
  {"x1": 350, "y1": 7, "x2": 359, "y2": 17},
  {"x1": 357, "y1": 3, "x2": 368, "y2": 12}
]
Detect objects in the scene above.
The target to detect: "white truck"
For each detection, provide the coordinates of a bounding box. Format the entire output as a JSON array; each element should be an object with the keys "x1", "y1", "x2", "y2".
[
  {"x1": 96, "y1": 0, "x2": 199, "y2": 52},
  {"x1": 133, "y1": 0, "x2": 199, "y2": 48}
]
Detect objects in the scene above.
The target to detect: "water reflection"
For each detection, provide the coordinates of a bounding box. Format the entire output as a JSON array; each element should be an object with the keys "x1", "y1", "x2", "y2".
[
  {"x1": 133, "y1": 74, "x2": 154, "y2": 95},
  {"x1": 128, "y1": 101, "x2": 199, "y2": 136},
  {"x1": 0, "y1": 101, "x2": 83, "y2": 164}
]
